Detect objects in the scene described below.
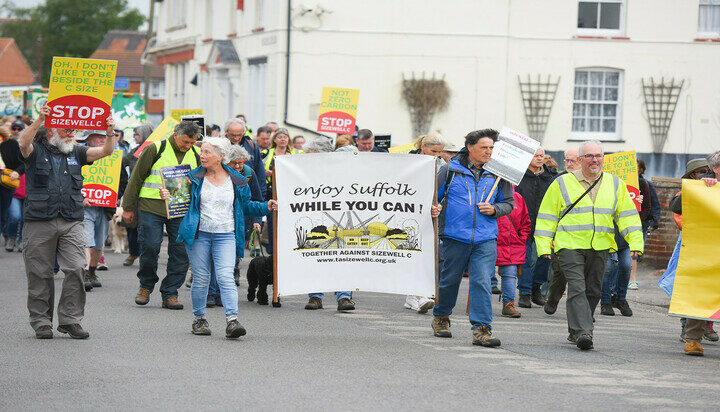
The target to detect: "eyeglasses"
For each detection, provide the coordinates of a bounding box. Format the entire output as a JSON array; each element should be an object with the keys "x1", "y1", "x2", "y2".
[
  {"x1": 583, "y1": 154, "x2": 604, "y2": 160},
  {"x1": 11, "y1": 127, "x2": 23, "y2": 131}
]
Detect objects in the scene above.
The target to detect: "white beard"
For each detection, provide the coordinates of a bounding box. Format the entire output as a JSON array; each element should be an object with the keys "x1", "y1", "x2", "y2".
[{"x1": 49, "y1": 135, "x2": 75, "y2": 154}]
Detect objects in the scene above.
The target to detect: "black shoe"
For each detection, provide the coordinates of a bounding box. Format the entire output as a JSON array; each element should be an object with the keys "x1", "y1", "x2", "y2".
[
  {"x1": 225, "y1": 319, "x2": 246, "y2": 339},
  {"x1": 544, "y1": 300, "x2": 558, "y2": 315},
  {"x1": 191, "y1": 318, "x2": 211, "y2": 335},
  {"x1": 518, "y1": 294, "x2": 532, "y2": 308},
  {"x1": 83, "y1": 269, "x2": 93, "y2": 292},
  {"x1": 89, "y1": 273, "x2": 102, "y2": 288},
  {"x1": 234, "y1": 267, "x2": 240, "y2": 287},
  {"x1": 491, "y1": 286, "x2": 501, "y2": 295},
  {"x1": 531, "y1": 285, "x2": 546, "y2": 306},
  {"x1": 35, "y1": 325, "x2": 53, "y2": 339},
  {"x1": 206, "y1": 295, "x2": 216, "y2": 308},
  {"x1": 613, "y1": 299, "x2": 633, "y2": 317},
  {"x1": 601, "y1": 303, "x2": 615, "y2": 316},
  {"x1": 576, "y1": 334, "x2": 593, "y2": 350},
  {"x1": 57, "y1": 324, "x2": 89, "y2": 339},
  {"x1": 272, "y1": 297, "x2": 282, "y2": 308},
  {"x1": 567, "y1": 333, "x2": 578, "y2": 343}
]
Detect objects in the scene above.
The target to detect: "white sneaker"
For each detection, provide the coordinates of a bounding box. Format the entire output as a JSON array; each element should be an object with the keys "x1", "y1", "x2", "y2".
[
  {"x1": 404, "y1": 295, "x2": 420, "y2": 311},
  {"x1": 417, "y1": 297, "x2": 435, "y2": 314}
]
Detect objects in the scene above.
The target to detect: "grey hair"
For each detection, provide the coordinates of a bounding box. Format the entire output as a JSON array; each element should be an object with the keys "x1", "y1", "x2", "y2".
[
  {"x1": 420, "y1": 131, "x2": 446, "y2": 148},
  {"x1": 174, "y1": 121, "x2": 200, "y2": 138},
  {"x1": 226, "y1": 145, "x2": 252, "y2": 164},
  {"x1": 202, "y1": 137, "x2": 232, "y2": 162},
  {"x1": 707, "y1": 150, "x2": 720, "y2": 171},
  {"x1": 564, "y1": 147, "x2": 579, "y2": 157},
  {"x1": 303, "y1": 138, "x2": 334, "y2": 153},
  {"x1": 578, "y1": 140, "x2": 604, "y2": 156},
  {"x1": 223, "y1": 118, "x2": 246, "y2": 133},
  {"x1": 335, "y1": 145, "x2": 359, "y2": 154}
]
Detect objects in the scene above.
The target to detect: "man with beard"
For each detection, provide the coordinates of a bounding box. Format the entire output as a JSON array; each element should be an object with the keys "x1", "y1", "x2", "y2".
[{"x1": 18, "y1": 105, "x2": 116, "y2": 339}]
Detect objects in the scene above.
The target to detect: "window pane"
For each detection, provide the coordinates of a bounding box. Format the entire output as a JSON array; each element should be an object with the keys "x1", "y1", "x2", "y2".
[
  {"x1": 605, "y1": 71, "x2": 619, "y2": 86},
  {"x1": 599, "y1": 3, "x2": 621, "y2": 29},
  {"x1": 604, "y1": 87, "x2": 618, "y2": 102},
  {"x1": 578, "y1": 2, "x2": 599, "y2": 28},
  {"x1": 572, "y1": 118, "x2": 586, "y2": 132},
  {"x1": 590, "y1": 87, "x2": 603, "y2": 101},
  {"x1": 573, "y1": 103, "x2": 586, "y2": 117},
  {"x1": 590, "y1": 72, "x2": 604, "y2": 86},
  {"x1": 588, "y1": 104, "x2": 602, "y2": 116},
  {"x1": 574, "y1": 87, "x2": 587, "y2": 100},
  {"x1": 698, "y1": 4, "x2": 720, "y2": 32},
  {"x1": 575, "y1": 71, "x2": 588, "y2": 85},
  {"x1": 588, "y1": 118, "x2": 601, "y2": 132},
  {"x1": 602, "y1": 119, "x2": 616, "y2": 132},
  {"x1": 602, "y1": 104, "x2": 616, "y2": 117}
]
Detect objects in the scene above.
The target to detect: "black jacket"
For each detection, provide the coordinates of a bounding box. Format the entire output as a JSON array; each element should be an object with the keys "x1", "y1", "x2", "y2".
[{"x1": 515, "y1": 165, "x2": 557, "y2": 233}]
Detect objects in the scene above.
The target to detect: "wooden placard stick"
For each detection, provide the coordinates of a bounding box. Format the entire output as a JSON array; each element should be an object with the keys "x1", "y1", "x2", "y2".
[
  {"x1": 433, "y1": 173, "x2": 439, "y2": 305},
  {"x1": 272, "y1": 170, "x2": 279, "y2": 305}
]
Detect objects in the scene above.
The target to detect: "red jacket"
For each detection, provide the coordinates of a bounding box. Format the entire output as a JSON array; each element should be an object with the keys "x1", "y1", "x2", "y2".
[{"x1": 496, "y1": 190, "x2": 531, "y2": 265}]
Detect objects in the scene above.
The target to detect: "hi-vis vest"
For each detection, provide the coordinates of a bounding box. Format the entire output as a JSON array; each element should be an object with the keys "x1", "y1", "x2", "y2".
[
  {"x1": 263, "y1": 147, "x2": 302, "y2": 183},
  {"x1": 534, "y1": 172, "x2": 644, "y2": 256},
  {"x1": 139, "y1": 140, "x2": 200, "y2": 199}
]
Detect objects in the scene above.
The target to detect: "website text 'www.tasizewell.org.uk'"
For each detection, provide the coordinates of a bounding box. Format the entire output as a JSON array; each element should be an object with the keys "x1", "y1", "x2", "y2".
[{"x1": 300, "y1": 250, "x2": 411, "y2": 264}]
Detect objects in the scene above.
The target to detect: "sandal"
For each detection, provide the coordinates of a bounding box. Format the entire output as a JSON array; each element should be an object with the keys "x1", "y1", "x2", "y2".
[{"x1": 628, "y1": 281, "x2": 639, "y2": 290}]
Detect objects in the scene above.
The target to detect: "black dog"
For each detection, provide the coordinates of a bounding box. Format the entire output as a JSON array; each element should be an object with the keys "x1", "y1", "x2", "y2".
[{"x1": 246, "y1": 255, "x2": 280, "y2": 307}]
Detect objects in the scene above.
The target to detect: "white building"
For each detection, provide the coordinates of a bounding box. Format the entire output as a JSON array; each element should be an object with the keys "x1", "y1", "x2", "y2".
[{"x1": 146, "y1": 0, "x2": 720, "y2": 177}]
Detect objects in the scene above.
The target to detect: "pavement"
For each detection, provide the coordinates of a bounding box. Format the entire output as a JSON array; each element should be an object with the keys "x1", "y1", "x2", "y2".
[{"x1": 0, "y1": 247, "x2": 718, "y2": 410}]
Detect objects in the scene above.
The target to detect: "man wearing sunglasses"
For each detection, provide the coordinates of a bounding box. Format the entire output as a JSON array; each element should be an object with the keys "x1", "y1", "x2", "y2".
[
  {"x1": 1, "y1": 121, "x2": 28, "y2": 252},
  {"x1": 535, "y1": 140, "x2": 643, "y2": 351}
]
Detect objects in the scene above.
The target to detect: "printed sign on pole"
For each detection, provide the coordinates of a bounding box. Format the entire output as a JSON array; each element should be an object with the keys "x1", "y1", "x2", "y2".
[
  {"x1": 45, "y1": 57, "x2": 117, "y2": 131},
  {"x1": 275, "y1": 153, "x2": 436, "y2": 297},
  {"x1": 602, "y1": 150, "x2": 641, "y2": 210},
  {"x1": 81, "y1": 149, "x2": 123, "y2": 207},
  {"x1": 181, "y1": 114, "x2": 205, "y2": 140},
  {"x1": 483, "y1": 127, "x2": 541, "y2": 186},
  {"x1": 171, "y1": 109, "x2": 203, "y2": 121},
  {"x1": 0, "y1": 89, "x2": 24, "y2": 116},
  {"x1": 317, "y1": 87, "x2": 359, "y2": 134},
  {"x1": 388, "y1": 142, "x2": 417, "y2": 154},
  {"x1": 134, "y1": 116, "x2": 180, "y2": 158}
]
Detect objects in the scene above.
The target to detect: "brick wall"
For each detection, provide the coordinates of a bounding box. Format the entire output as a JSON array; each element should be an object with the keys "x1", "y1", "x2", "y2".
[{"x1": 643, "y1": 177, "x2": 682, "y2": 268}]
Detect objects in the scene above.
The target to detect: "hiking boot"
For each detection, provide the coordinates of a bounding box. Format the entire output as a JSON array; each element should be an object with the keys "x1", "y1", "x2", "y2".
[
  {"x1": 576, "y1": 334, "x2": 593, "y2": 350},
  {"x1": 544, "y1": 300, "x2": 558, "y2": 315},
  {"x1": 491, "y1": 286, "x2": 501, "y2": 295},
  {"x1": 5, "y1": 236, "x2": 15, "y2": 252},
  {"x1": 226, "y1": 319, "x2": 247, "y2": 339},
  {"x1": 89, "y1": 273, "x2": 102, "y2": 288},
  {"x1": 35, "y1": 325, "x2": 53, "y2": 339},
  {"x1": 57, "y1": 323, "x2": 89, "y2": 339},
  {"x1": 123, "y1": 255, "x2": 137, "y2": 266},
  {"x1": 567, "y1": 333, "x2": 578, "y2": 343},
  {"x1": 518, "y1": 294, "x2": 532, "y2": 308},
  {"x1": 502, "y1": 301, "x2": 521, "y2": 318},
  {"x1": 191, "y1": 318, "x2": 211, "y2": 335},
  {"x1": 305, "y1": 297, "x2": 323, "y2": 310},
  {"x1": 135, "y1": 287, "x2": 151, "y2": 305},
  {"x1": 185, "y1": 273, "x2": 193, "y2": 288},
  {"x1": 601, "y1": 303, "x2": 615, "y2": 316},
  {"x1": 613, "y1": 299, "x2": 633, "y2": 317},
  {"x1": 704, "y1": 322, "x2": 719, "y2": 342},
  {"x1": 531, "y1": 285, "x2": 545, "y2": 306},
  {"x1": 162, "y1": 297, "x2": 184, "y2": 310},
  {"x1": 97, "y1": 256, "x2": 108, "y2": 270},
  {"x1": 472, "y1": 325, "x2": 501, "y2": 347},
  {"x1": 432, "y1": 315, "x2": 452, "y2": 338},
  {"x1": 83, "y1": 269, "x2": 93, "y2": 292},
  {"x1": 685, "y1": 341, "x2": 703, "y2": 356},
  {"x1": 337, "y1": 298, "x2": 355, "y2": 311}
]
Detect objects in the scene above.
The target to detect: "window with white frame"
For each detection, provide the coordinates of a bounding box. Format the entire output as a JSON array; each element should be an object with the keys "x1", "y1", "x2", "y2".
[
  {"x1": 699, "y1": 0, "x2": 720, "y2": 33},
  {"x1": 149, "y1": 80, "x2": 165, "y2": 99},
  {"x1": 167, "y1": 0, "x2": 187, "y2": 28},
  {"x1": 255, "y1": 0, "x2": 265, "y2": 28},
  {"x1": 577, "y1": 0, "x2": 624, "y2": 33},
  {"x1": 572, "y1": 68, "x2": 622, "y2": 140}
]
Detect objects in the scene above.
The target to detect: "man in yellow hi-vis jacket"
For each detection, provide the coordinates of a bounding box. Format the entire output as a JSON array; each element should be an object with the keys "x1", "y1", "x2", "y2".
[{"x1": 534, "y1": 140, "x2": 643, "y2": 351}]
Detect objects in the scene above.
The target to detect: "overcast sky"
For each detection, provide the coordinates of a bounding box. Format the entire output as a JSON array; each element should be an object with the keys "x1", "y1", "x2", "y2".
[{"x1": 6, "y1": 0, "x2": 152, "y2": 29}]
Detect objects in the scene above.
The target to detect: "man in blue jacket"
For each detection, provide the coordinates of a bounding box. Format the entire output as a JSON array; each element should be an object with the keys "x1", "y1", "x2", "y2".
[
  {"x1": 223, "y1": 118, "x2": 266, "y2": 199},
  {"x1": 433, "y1": 129, "x2": 514, "y2": 347}
]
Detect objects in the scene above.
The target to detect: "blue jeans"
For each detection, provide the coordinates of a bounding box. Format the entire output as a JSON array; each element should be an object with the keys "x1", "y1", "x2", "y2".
[
  {"x1": 497, "y1": 265, "x2": 518, "y2": 304},
  {"x1": 0, "y1": 186, "x2": 14, "y2": 237},
  {"x1": 6, "y1": 197, "x2": 23, "y2": 241},
  {"x1": 309, "y1": 291, "x2": 352, "y2": 301},
  {"x1": 601, "y1": 247, "x2": 632, "y2": 303},
  {"x1": 187, "y1": 231, "x2": 238, "y2": 318},
  {"x1": 137, "y1": 211, "x2": 188, "y2": 299},
  {"x1": 517, "y1": 238, "x2": 550, "y2": 295},
  {"x1": 433, "y1": 237, "x2": 496, "y2": 330}
]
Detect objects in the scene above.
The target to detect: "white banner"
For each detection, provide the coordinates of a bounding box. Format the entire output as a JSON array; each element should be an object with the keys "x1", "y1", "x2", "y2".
[
  {"x1": 483, "y1": 126, "x2": 540, "y2": 186},
  {"x1": 275, "y1": 153, "x2": 437, "y2": 297}
]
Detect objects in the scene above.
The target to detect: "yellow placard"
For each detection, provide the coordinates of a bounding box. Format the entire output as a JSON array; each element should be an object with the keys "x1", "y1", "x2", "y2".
[
  {"x1": 80, "y1": 149, "x2": 122, "y2": 207},
  {"x1": 171, "y1": 109, "x2": 203, "y2": 121},
  {"x1": 317, "y1": 87, "x2": 359, "y2": 134},
  {"x1": 602, "y1": 150, "x2": 640, "y2": 210},
  {"x1": 46, "y1": 57, "x2": 117, "y2": 130},
  {"x1": 668, "y1": 180, "x2": 720, "y2": 321},
  {"x1": 388, "y1": 142, "x2": 417, "y2": 154},
  {"x1": 134, "y1": 116, "x2": 180, "y2": 158}
]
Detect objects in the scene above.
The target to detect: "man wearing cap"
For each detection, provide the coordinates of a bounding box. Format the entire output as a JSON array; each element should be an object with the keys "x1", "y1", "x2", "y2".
[
  {"x1": 440, "y1": 144, "x2": 460, "y2": 164},
  {"x1": 18, "y1": 105, "x2": 116, "y2": 339},
  {"x1": 1, "y1": 120, "x2": 27, "y2": 250}
]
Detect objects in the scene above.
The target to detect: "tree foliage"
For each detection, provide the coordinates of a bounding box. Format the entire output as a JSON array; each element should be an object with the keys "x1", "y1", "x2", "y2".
[{"x1": 0, "y1": 0, "x2": 145, "y2": 85}]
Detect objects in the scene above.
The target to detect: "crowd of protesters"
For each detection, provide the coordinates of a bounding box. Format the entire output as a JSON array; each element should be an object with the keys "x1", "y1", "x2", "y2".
[{"x1": 1, "y1": 109, "x2": 717, "y2": 357}]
